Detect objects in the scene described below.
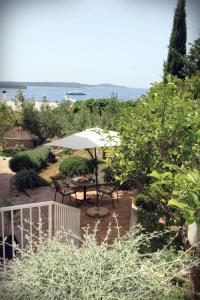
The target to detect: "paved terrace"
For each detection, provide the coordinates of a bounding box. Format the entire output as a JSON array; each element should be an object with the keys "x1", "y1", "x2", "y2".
[{"x1": 0, "y1": 159, "x2": 137, "y2": 243}]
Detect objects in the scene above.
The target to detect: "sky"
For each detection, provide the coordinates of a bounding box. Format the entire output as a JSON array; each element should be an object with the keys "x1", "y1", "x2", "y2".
[{"x1": 0, "y1": 0, "x2": 199, "y2": 88}]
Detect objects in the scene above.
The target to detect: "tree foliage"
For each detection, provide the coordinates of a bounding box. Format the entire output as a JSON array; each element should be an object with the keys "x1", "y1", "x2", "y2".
[
  {"x1": 0, "y1": 102, "x2": 16, "y2": 141},
  {"x1": 187, "y1": 34, "x2": 200, "y2": 76},
  {"x1": 108, "y1": 76, "x2": 200, "y2": 187},
  {"x1": 104, "y1": 76, "x2": 200, "y2": 244},
  {"x1": 0, "y1": 96, "x2": 135, "y2": 142},
  {"x1": 164, "y1": 0, "x2": 187, "y2": 80}
]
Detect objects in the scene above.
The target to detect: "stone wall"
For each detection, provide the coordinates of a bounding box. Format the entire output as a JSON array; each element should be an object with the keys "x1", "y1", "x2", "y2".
[{"x1": 3, "y1": 138, "x2": 35, "y2": 148}]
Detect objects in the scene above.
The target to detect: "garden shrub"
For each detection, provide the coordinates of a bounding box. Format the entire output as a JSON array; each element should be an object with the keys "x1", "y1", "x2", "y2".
[
  {"x1": 135, "y1": 193, "x2": 185, "y2": 252},
  {"x1": 59, "y1": 156, "x2": 95, "y2": 177},
  {"x1": 0, "y1": 224, "x2": 192, "y2": 300},
  {"x1": 135, "y1": 194, "x2": 157, "y2": 211},
  {"x1": 135, "y1": 193, "x2": 175, "y2": 251},
  {"x1": 103, "y1": 166, "x2": 134, "y2": 189},
  {"x1": 9, "y1": 148, "x2": 55, "y2": 172},
  {"x1": 103, "y1": 166, "x2": 115, "y2": 183},
  {"x1": 0, "y1": 147, "x2": 28, "y2": 158},
  {"x1": 136, "y1": 200, "x2": 165, "y2": 233},
  {"x1": 61, "y1": 148, "x2": 72, "y2": 155},
  {"x1": 14, "y1": 169, "x2": 49, "y2": 191}
]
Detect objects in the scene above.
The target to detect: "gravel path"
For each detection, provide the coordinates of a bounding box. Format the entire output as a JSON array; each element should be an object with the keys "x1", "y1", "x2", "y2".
[{"x1": 0, "y1": 158, "x2": 14, "y2": 199}]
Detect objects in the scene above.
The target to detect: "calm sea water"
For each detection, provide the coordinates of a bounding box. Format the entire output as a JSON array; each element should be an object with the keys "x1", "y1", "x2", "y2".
[{"x1": 0, "y1": 85, "x2": 147, "y2": 102}]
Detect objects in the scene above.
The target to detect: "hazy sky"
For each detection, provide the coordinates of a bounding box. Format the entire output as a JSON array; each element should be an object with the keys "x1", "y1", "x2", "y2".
[{"x1": 0, "y1": 0, "x2": 199, "y2": 88}]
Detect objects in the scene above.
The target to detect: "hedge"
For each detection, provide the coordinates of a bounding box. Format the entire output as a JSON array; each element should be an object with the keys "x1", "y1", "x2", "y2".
[
  {"x1": 9, "y1": 148, "x2": 55, "y2": 172},
  {"x1": 0, "y1": 147, "x2": 28, "y2": 158},
  {"x1": 59, "y1": 156, "x2": 96, "y2": 177},
  {"x1": 14, "y1": 169, "x2": 49, "y2": 191}
]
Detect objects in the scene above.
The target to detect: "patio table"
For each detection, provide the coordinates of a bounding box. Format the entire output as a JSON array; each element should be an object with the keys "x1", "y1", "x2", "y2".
[{"x1": 71, "y1": 179, "x2": 96, "y2": 205}]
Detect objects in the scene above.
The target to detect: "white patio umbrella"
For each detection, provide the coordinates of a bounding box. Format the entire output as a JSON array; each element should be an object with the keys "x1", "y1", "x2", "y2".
[{"x1": 46, "y1": 128, "x2": 120, "y2": 217}]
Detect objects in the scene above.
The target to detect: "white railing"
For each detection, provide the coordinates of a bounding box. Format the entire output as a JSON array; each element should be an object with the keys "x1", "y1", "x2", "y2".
[{"x1": 0, "y1": 201, "x2": 80, "y2": 266}]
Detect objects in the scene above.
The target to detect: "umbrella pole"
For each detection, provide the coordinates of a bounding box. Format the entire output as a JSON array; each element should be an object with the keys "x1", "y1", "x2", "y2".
[
  {"x1": 86, "y1": 148, "x2": 109, "y2": 218},
  {"x1": 94, "y1": 148, "x2": 99, "y2": 211}
]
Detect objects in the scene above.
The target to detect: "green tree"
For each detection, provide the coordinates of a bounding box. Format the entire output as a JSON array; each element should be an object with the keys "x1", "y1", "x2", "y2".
[
  {"x1": 37, "y1": 104, "x2": 64, "y2": 139},
  {"x1": 0, "y1": 102, "x2": 16, "y2": 142},
  {"x1": 187, "y1": 35, "x2": 200, "y2": 76},
  {"x1": 13, "y1": 89, "x2": 25, "y2": 109},
  {"x1": 164, "y1": 0, "x2": 187, "y2": 80},
  {"x1": 21, "y1": 100, "x2": 40, "y2": 137},
  {"x1": 107, "y1": 76, "x2": 200, "y2": 187}
]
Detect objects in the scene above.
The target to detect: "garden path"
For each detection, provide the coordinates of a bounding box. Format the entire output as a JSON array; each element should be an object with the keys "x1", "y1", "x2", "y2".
[{"x1": 0, "y1": 158, "x2": 14, "y2": 199}]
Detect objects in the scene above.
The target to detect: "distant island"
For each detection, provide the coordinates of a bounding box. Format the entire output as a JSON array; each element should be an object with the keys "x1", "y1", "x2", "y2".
[
  {"x1": 0, "y1": 82, "x2": 27, "y2": 89},
  {"x1": 0, "y1": 81, "x2": 127, "y2": 89}
]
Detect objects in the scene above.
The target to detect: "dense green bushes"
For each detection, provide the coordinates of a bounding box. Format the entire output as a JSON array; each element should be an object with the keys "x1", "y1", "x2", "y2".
[
  {"x1": 0, "y1": 147, "x2": 28, "y2": 157},
  {"x1": 14, "y1": 169, "x2": 49, "y2": 191},
  {"x1": 134, "y1": 166, "x2": 200, "y2": 237},
  {"x1": 59, "y1": 156, "x2": 95, "y2": 177},
  {"x1": 0, "y1": 225, "x2": 191, "y2": 300},
  {"x1": 134, "y1": 193, "x2": 185, "y2": 252},
  {"x1": 0, "y1": 102, "x2": 16, "y2": 140},
  {"x1": 135, "y1": 194, "x2": 166, "y2": 238},
  {"x1": 8, "y1": 148, "x2": 53, "y2": 191},
  {"x1": 135, "y1": 194, "x2": 157, "y2": 211},
  {"x1": 1, "y1": 95, "x2": 136, "y2": 141},
  {"x1": 105, "y1": 76, "x2": 200, "y2": 241},
  {"x1": 149, "y1": 167, "x2": 200, "y2": 226},
  {"x1": 9, "y1": 148, "x2": 55, "y2": 172},
  {"x1": 108, "y1": 76, "x2": 200, "y2": 187}
]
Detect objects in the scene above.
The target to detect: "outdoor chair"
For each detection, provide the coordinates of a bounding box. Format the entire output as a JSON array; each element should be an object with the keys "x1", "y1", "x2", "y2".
[
  {"x1": 51, "y1": 176, "x2": 78, "y2": 205},
  {"x1": 98, "y1": 183, "x2": 119, "y2": 208}
]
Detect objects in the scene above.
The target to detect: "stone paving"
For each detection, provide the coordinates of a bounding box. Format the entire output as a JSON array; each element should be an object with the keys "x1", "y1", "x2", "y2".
[{"x1": 20, "y1": 186, "x2": 137, "y2": 243}]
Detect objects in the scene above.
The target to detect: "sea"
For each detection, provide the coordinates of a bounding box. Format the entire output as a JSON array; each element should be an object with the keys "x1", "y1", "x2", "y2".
[{"x1": 0, "y1": 85, "x2": 148, "y2": 102}]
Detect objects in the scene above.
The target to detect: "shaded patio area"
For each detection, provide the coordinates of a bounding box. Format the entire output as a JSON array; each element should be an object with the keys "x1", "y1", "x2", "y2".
[
  {"x1": 0, "y1": 158, "x2": 138, "y2": 244},
  {"x1": 23, "y1": 186, "x2": 137, "y2": 243}
]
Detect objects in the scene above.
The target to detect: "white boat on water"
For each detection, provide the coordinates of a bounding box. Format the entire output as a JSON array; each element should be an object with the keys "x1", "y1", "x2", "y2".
[{"x1": 66, "y1": 90, "x2": 86, "y2": 96}]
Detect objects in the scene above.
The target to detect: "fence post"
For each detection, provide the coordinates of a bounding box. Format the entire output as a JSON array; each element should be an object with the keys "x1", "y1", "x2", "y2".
[{"x1": 48, "y1": 203, "x2": 53, "y2": 239}]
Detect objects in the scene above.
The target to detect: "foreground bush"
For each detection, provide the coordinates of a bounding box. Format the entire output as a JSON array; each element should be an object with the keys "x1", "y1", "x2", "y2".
[
  {"x1": 9, "y1": 148, "x2": 55, "y2": 172},
  {"x1": 14, "y1": 169, "x2": 49, "y2": 191},
  {"x1": 0, "y1": 223, "x2": 192, "y2": 300},
  {"x1": 59, "y1": 156, "x2": 95, "y2": 177}
]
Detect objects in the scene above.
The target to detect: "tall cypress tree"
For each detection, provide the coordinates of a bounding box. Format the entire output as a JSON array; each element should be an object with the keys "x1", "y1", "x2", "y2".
[{"x1": 163, "y1": 0, "x2": 187, "y2": 80}]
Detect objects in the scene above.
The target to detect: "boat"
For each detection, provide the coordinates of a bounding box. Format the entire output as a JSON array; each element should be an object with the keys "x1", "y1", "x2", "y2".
[{"x1": 66, "y1": 90, "x2": 86, "y2": 96}]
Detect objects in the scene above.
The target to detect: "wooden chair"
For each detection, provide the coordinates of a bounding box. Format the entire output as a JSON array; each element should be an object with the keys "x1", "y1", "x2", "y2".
[
  {"x1": 98, "y1": 183, "x2": 119, "y2": 208},
  {"x1": 51, "y1": 176, "x2": 78, "y2": 205}
]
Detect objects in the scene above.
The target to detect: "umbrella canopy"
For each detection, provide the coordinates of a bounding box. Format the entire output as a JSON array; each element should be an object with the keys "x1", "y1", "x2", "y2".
[
  {"x1": 47, "y1": 127, "x2": 120, "y2": 149},
  {"x1": 46, "y1": 128, "x2": 120, "y2": 217}
]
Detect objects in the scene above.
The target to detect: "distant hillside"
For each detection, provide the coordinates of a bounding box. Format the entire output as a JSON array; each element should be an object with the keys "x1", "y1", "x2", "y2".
[
  {"x1": 0, "y1": 82, "x2": 27, "y2": 89},
  {"x1": 0, "y1": 81, "x2": 127, "y2": 89},
  {"x1": 95, "y1": 83, "x2": 126, "y2": 88}
]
